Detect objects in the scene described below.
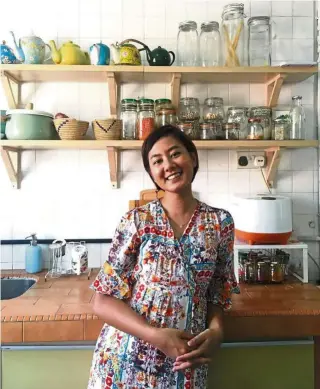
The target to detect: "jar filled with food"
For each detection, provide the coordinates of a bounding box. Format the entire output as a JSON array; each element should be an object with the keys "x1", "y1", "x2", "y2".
[
  {"x1": 221, "y1": 3, "x2": 246, "y2": 66},
  {"x1": 137, "y1": 98, "x2": 155, "y2": 140},
  {"x1": 200, "y1": 122, "x2": 215, "y2": 140},
  {"x1": 257, "y1": 261, "x2": 269, "y2": 283},
  {"x1": 270, "y1": 262, "x2": 285, "y2": 283},
  {"x1": 203, "y1": 97, "x2": 225, "y2": 122},
  {"x1": 121, "y1": 98, "x2": 138, "y2": 140},
  {"x1": 273, "y1": 115, "x2": 291, "y2": 140},
  {"x1": 226, "y1": 106, "x2": 248, "y2": 139},
  {"x1": 224, "y1": 123, "x2": 239, "y2": 140},
  {"x1": 177, "y1": 121, "x2": 200, "y2": 140},
  {"x1": 178, "y1": 97, "x2": 200, "y2": 121},
  {"x1": 250, "y1": 106, "x2": 272, "y2": 140},
  {"x1": 247, "y1": 118, "x2": 264, "y2": 140},
  {"x1": 155, "y1": 99, "x2": 177, "y2": 128}
]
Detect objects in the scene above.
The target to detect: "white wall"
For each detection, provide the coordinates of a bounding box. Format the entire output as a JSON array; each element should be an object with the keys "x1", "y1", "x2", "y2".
[{"x1": 0, "y1": 0, "x2": 319, "y2": 278}]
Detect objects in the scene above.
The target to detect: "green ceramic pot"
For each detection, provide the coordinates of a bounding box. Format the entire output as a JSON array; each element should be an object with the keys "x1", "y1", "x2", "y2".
[{"x1": 5, "y1": 109, "x2": 59, "y2": 140}]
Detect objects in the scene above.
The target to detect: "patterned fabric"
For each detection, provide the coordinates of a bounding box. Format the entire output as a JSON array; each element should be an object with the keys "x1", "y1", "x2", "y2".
[{"x1": 88, "y1": 200, "x2": 239, "y2": 389}]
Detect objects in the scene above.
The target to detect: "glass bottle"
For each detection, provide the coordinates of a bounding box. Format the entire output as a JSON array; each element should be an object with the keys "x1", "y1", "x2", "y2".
[
  {"x1": 221, "y1": 3, "x2": 246, "y2": 66},
  {"x1": 199, "y1": 21, "x2": 221, "y2": 67},
  {"x1": 177, "y1": 21, "x2": 199, "y2": 66},
  {"x1": 137, "y1": 98, "x2": 155, "y2": 140},
  {"x1": 248, "y1": 16, "x2": 272, "y2": 66},
  {"x1": 121, "y1": 99, "x2": 138, "y2": 140},
  {"x1": 289, "y1": 96, "x2": 306, "y2": 139}
]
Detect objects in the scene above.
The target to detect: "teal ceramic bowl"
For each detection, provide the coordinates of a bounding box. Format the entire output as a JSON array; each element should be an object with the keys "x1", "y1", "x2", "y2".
[{"x1": 5, "y1": 109, "x2": 59, "y2": 140}]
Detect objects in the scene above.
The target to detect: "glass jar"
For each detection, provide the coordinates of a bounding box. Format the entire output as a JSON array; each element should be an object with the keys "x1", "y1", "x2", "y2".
[
  {"x1": 155, "y1": 99, "x2": 177, "y2": 128},
  {"x1": 247, "y1": 118, "x2": 264, "y2": 140},
  {"x1": 121, "y1": 98, "x2": 138, "y2": 140},
  {"x1": 289, "y1": 96, "x2": 305, "y2": 139},
  {"x1": 178, "y1": 97, "x2": 200, "y2": 121},
  {"x1": 257, "y1": 261, "x2": 269, "y2": 283},
  {"x1": 137, "y1": 98, "x2": 155, "y2": 140},
  {"x1": 200, "y1": 123, "x2": 215, "y2": 140},
  {"x1": 249, "y1": 106, "x2": 272, "y2": 140},
  {"x1": 199, "y1": 21, "x2": 221, "y2": 67},
  {"x1": 224, "y1": 123, "x2": 240, "y2": 140},
  {"x1": 177, "y1": 121, "x2": 200, "y2": 140},
  {"x1": 226, "y1": 106, "x2": 248, "y2": 139},
  {"x1": 221, "y1": 3, "x2": 246, "y2": 66},
  {"x1": 270, "y1": 262, "x2": 285, "y2": 283},
  {"x1": 248, "y1": 16, "x2": 272, "y2": 66},
  {"x1": 177, "y1": 21, "x2": 199, "y2": 66},
  {"x1": 273, "y1": 116, "x2": 290, "y2": 140},
  {"x1": 203, "y1": 97, "x2": 225, "y2": 122}
]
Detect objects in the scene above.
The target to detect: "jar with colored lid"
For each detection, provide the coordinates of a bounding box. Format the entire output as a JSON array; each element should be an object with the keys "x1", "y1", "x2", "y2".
[
  {"x1": 121, "y1": 98, "x2": 138, "y2": 140},
  {"x1": 155, "y1": 98, "x2": 177, "y2": 128},
  {"x1": 137, "y1": 98, "x2": 155, "y2": 140}
]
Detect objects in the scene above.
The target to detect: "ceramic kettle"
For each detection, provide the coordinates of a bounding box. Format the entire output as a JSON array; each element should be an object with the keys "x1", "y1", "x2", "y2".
[
  {"x1": 48, "y1": 40, "x2": 90, "y2": 65},
  {"x1": 1, "y1": 40, "x2": 20, "y2": 64},
  {"x1": 110, "y1": 41, "x2": 142, "y2": 65},
  {"x1": 120, "y1": 39, "x2": 175, "y2": 66},
  {"x1": 89, "y1": 42, "x2": 110, "y2": 65},
  {"x1": 10, "y1": 31, "x2": 51, "y2": 64}
]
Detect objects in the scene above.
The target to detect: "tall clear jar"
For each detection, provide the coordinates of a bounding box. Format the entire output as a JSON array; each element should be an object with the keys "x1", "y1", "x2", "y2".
[
  {"x1": 137, "y1": 98, "x2": 155, "y2": 140},
  {"x1": 155, "y1": 99, "x2": 177, "y2": 128},
  {"x1": 289, "y1": 96, "x2": 306, "y2": 139},
  {"x1": 121, "y1": 99, "x2": 138, "y2": 140},
  {"x1": 226, "y1": 106, "x2": 248, "y2": 139},
  {"x1": 249, "y1": 106, "x2": 272, "y2": 140},
  {"x1": 199, "y1": 21, "x2": 221, "y2": 67},
  {"x1": 203, "y1": 97, "x2": 225, "y2": 122},
  {"x1": 178, "y1": 97, "x2": 200, "y2": 121},
  {"x1": 221, "y1": 3, "x2": 246, "y2": 66},
  {"x1": 177, "y1": 21, "x2": 199, "y2": 66},
  {"x1": 248, "y1": 16, "x2": 272, "y2": 66}
]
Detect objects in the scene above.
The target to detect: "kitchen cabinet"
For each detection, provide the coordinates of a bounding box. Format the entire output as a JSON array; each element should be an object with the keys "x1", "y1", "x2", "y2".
[{"x1": 0, "y1": 64, "x2": 318, "y2": 189}]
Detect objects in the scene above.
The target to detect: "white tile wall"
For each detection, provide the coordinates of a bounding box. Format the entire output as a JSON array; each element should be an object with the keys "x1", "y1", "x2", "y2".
[{"x1": 0, "y1": 0, "x2": 319, "y2": 279}]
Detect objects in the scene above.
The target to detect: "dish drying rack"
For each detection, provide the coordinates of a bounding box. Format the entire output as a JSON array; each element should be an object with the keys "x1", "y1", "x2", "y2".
[{"x1": 45, "y1": 240, "x2": 92, "y2": 281}]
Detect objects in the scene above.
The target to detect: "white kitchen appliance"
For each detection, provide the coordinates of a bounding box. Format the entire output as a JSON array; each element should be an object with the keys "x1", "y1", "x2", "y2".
[{"x1": 232, "y1": 194, "x2": 293, "y2": 245}]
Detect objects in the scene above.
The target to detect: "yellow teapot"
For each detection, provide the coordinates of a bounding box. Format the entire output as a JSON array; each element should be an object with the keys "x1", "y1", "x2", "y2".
[{"x1": 48, "y1": 40, "x2": 90, "y2": 65}]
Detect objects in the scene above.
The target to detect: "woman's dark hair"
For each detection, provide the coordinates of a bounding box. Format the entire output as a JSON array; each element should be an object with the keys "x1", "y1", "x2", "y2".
[{"x1": 141, "y1": 125, "x2": 199, "y2": 190}]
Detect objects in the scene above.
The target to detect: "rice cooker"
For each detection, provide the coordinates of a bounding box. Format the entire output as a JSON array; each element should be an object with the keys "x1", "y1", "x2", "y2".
[{"x1": 232, "y1": 194, "x2": 292, "y2": 245}]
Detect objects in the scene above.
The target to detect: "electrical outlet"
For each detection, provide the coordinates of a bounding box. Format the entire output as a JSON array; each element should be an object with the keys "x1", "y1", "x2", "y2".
[{"x1": 237, "y1": 151, "x2": 266, "y2": 169}]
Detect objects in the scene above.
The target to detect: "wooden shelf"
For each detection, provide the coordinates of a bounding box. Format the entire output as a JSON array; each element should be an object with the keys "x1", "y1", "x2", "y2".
[{"x1": 0, "y1": 139, "x2": 318, "y2": 150}]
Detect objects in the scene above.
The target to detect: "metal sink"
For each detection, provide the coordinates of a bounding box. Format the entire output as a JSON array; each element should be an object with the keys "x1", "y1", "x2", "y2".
[{"x1": 1, "y1": 278, "x2": 36, "y2": 300}]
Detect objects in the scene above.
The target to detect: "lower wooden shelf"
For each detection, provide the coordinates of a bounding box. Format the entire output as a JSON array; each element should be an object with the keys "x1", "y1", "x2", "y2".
[{"x1": 0, "y1": 139, "x2": 318, "y2": 189}]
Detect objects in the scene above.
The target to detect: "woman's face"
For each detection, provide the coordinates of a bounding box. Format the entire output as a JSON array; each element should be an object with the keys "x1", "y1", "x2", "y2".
[{"x1": 148, "y1": 135, "x2": 197, "y2": 193}]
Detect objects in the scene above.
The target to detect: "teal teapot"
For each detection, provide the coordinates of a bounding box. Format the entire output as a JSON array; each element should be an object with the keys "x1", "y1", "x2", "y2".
[{"x1": 10, "y1": 31, "x2": 51, "y2": 64}]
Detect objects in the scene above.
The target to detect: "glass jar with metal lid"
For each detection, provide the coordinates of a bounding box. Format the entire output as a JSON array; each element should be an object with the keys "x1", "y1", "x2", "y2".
[
  {"x1": 224, "y1": 123, "x2": 240, "y2": 140},
  {"x1": 121, "y1": 99, "x2": 138, "y2": 140},
  {"x1": 199, "y1": 21, "x2": 221, "y2": 67},
  {"x1": 247, "y1": 118, "x2": 264, "y2": 140},
  {"x1": 273, "y1": 115, "x2": 290, "y2": 140},
  {"x1": 177, "y1": 21, "x2": 199, "y2": 66},
  {"x1": 200, "y1": 123, "x2": 215, "y2": 140},
  {"x1": 226, "y1": 106, "x2": 248, "y2": 139},
  {"x1": 248, "y1": 16, "x2": 272, "y2": 66},
  {"x1": 177, "y1": 121, "x2": 200, "y2": 140},
  {"x1": 137, "y1": 98, "x2": 155, "y2": 140},
  {"x1": 249, "y1": 106, "x2": 272, "y2": 139},
  {"x1": 178, "y1": 97, "x2": 200, "y2": 121},
  {"x1": 221, "y1": 3, "x2": 246, "y2": 66},
  {"x1": 203, "y1": 97, "x2": 225, "y2": 122},
  {"x1": 155, "y1": 98, "x2": 177, "y2": 128}
]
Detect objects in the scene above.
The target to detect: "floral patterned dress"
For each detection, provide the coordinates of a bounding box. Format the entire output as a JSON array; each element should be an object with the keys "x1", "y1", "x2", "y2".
[{"x1": 88, "y1": 200, "x2": 239, "y2": 389}]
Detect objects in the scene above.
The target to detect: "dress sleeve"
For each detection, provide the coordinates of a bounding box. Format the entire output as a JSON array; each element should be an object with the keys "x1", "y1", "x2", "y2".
[
  {"x1": 206, "y1": 211, "x2": 240, "y2": 310},
  {"x1": 90, "y1": 211, "x2": 140, "y2": 300}
]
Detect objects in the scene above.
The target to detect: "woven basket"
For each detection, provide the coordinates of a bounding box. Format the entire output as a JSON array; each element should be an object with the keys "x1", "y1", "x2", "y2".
[
  {"x1": 54, "y1": 118, "x2": 89, "y2": 140},
  {"x1": 92, "y1": 119, "x2": 122, "y2": 140}
]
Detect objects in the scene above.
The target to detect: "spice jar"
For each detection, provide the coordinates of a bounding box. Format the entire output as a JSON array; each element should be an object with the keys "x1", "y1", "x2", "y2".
[
  {"x1": 249, "y1": 106, "x2": 272, "y2": 140},
  {"x1": 270, "y1": 262, "x2": 285, "y2": 283},
  {"x1": 247, "y1": 118, "x2": 264, "y2": 140},
  {"x1": 224, "y1": 123, "x2": 239, "y2": 140},
  {"x1": 203, "y1": 97, "x2": 225, "y2": 122},
  {"x1": 200, "y1": 123, "x2": 215, "y2": 140},
  {"x1": 273, "y1": 116, "x2": 290, "y2": 140},
  {"x1": 257, "y1": 261, "x2": 269, "y2": 283},
  {"x1": 177, "y1": 121, "x2": 200, "y2": 140},
  {"x1": 155, "y1": 99, "x2": 177, "y2": 128},
  {"x1": 121, "y1": 99, "x2": 138, "y2": 140},
  {"x1": 137, "y1": 98, "x2": 155, "y2": 140},
  {"x1": 178, "y1": 97, "x2": 200, "y2": 121},
  {"x1": 226, "y1": 106, "x2": 248, "y2": 139}
]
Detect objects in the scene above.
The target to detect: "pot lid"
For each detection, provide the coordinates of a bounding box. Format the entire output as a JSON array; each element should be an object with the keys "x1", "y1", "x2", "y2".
[{"x1": 6, "y1": 109, "x2": 54, "y2": 118}]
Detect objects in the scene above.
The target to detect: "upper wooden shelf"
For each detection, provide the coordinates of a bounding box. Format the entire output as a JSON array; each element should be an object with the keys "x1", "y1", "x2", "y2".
[
  {"x1": 0, "y1": 64, "x2": 317, "y2": 84},
  {"x1": 0, "y1": 139, "x2": 318, "y2": 150}
]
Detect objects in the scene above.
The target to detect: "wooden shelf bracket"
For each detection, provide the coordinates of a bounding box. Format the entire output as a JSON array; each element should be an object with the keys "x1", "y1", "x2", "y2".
[
  {"x1": 265, "y1": 74, "x2": 286, "y2": 107},
  {"x1": 0, "y1": 70, "x2": 20, "y2": 109},
  {"x1": 107, "y1": 146, "x2": 120, "y2": 189},
  {"x1": 264, "y1": 146, "x2": 281, "y2": 189},
  {"x1": 107, "y1": 72, "x2": 118, "y2": 117},
  {"x1": 171, "y1": 73, "x2": 181, "y2": 110},
  {"x1": 0, "y1": 146, "x2": 21, "y2": 189}
]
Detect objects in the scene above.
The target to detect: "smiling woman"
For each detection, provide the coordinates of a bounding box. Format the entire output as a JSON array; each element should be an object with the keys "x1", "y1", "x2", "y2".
[{"x1": 87, "y1": 125, "x2": 240, "y2": 389}]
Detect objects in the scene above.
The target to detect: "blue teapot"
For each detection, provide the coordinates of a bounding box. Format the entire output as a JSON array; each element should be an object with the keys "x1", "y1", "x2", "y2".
[
  {"x1": 0, "y1": 40, "x2": 20, "y2": 64},
  {"x1": 89, "y1": 42, "x2": 110, "y2": 65},
  {"x1": 10, "y1": 31, "x2": 51, "y2": 64}
]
